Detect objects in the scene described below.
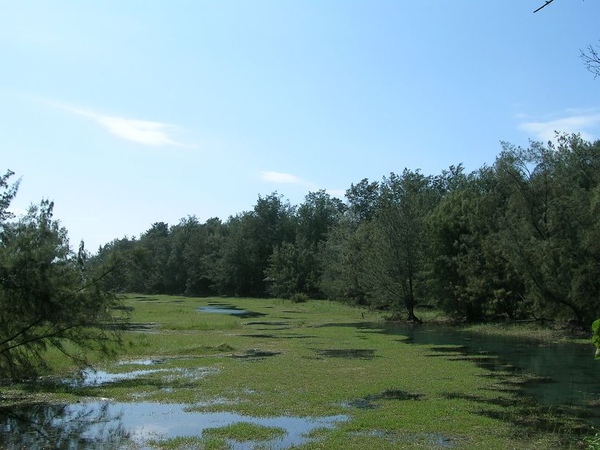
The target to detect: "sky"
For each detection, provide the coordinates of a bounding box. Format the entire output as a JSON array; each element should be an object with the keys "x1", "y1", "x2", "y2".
[{"x1": 2, "y1": 0, "x2": 600, "y2": 252}]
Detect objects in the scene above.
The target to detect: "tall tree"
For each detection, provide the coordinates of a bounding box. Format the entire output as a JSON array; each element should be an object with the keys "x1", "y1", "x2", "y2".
[
  {"x1": 365, "y1": 170, "x2": 439, "y2": 322},
  {"x1": 428, "y1": 167, "x2": 526, "y2": 321},
  {"x1": 495, "y1": 135, "x2": 600, "y2": 324},
  {"x1": 320, "y1": 216, "x2": 373, "y2": 305},
  {"x1": 217, "y1": 193, "x2": 296, "y2": 297},
  {"x1": 0, "y1": 172, "x2": 124, "y2": 378},
  {"x1": 270, "y1": 190, "x2": 345, "y2": 298}
]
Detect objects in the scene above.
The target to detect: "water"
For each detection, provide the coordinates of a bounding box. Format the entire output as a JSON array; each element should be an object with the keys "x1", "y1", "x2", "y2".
[
  {"x1": 198, "y1": 304, "x2": 266, "y2": 318},
  {"x1": 371, "y1": 322, "x2": 600, "y2": 423},
  {"x1": 2, "y1": 322, "x2": 599, "y2": 447},
  {"x1": 0, "y1": 401, "x2": 347, "y2": 449},
  {"x1": 67, "y1": 363, "x2": 218, "y2": 387}
]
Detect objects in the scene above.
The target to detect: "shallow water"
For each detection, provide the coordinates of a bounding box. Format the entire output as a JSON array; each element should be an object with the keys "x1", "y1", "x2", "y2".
[
  {"x1": 3, "y1": 321, "x2": 599, "y2": 447},
  {"x1": 68, "y1": 363, "x2": 218, "y2": 388},
  {"x1": 0, "y1": 400, "x2": 347, "y2": 449},
  {"x1": 198, "y1": 304, "x2": 266, "y2": 319},
  {"x1": 369, "y1": 322, "x2": 600, "y2": 425}
]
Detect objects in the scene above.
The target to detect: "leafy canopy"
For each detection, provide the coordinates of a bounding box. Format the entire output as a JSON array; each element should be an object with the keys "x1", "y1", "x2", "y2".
[{"x1": 0, "y1": 170, "x2": 125, "y2": 378}]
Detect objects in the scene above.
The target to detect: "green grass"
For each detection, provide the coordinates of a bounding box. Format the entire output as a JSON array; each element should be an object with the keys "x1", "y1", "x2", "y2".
[
  {"x1": 2, "y1": 295, "x2": 594, "y2": 449},
  {"x1": 203, "y1": 422, "x2": 286, "y2": 442},
  {"x1": 461, "y1": 321, "x2": 581, "y2": 343}
]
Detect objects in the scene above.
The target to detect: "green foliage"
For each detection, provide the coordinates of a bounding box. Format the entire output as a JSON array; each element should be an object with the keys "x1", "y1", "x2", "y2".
[
  {"x1": 593, "y1": 319, "x2": 600, "y2": 360},
  {"x1": 289, "y1": 292, "x2": 309, "y2": 303},
  {"x1": 10, "y1": 295, "x2": 589, "y2": 449},
  {"x1": 584, "y1": 429, "x2": 600, "y2": 450},
  {"x1": 361, "y1": 170, "x2": 440, "y2": 322},
  {"x1": 203, "y1": 422, "x2": 286, "y2": 442},
  {"x1": 0, "y1": 171, "x2": 124, "y2": 378},
  {"x1": 91, "y1": 135, "x2": 600, "y2": 326}
]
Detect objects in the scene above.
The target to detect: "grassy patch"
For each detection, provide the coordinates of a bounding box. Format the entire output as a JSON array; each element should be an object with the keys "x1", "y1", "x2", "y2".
[
  {"x1": 146, "y1": 435, "x2": 229, "y2": 450},
  {"x1": 1, "y1": 295, "x2": 595, "y2": 449},
  {"x1": 461, "y1": 321, "x2": 580, "y2": 343},
  {"x1": 203, "y1": 422, "x2": 286, "y2": 442}
]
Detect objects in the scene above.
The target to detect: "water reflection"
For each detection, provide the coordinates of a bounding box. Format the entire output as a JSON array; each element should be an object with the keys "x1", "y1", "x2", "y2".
[
  {"x1": 198, "y1": 303, "x2": 267, "y2": 318},
  {"x1": 68, "y1": 364, "x2": 218, "y2": 387},
  {"x1": 360, "y1": 322, "x2": 600, "y2": 426},
  {"x1": 0, "y1": 402, "x2": 130, "y2": 449},
  {"x1": 0, "y1": 400, "x2": 347, "y2": 449}
]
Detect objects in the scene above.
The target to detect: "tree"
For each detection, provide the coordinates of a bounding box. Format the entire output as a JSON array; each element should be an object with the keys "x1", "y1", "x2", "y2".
[
  {"x1": 581, "y1": 42, "x2": 600, "y2": 78},
  {"x1": 320, "y1": 217, "x2": 373, "y2": 305},
  {"x1": 345, "y1": 179, "x2": 380, "y2": 222},
  {"x1": 180, "y1": 217, "x2": 224, "y2": 296},
  {"x1": 428, "y1": 167, "x2": 526, "y2": 321},
  {"x1": 494, "y1": 136, "x2": 600, "y2": 324},
  {"x1": 275, "y1": 190, "x2": 345, "y2": 298},
  {"x1": 0, "y1": 171, "x2": 124, "y2": 378},
  {"x1": 533, "y1": 0, "x2": 600, "y2": 78},
  {"x1": 533, "y1": 0, "x2": 555, "y2": 13},
  {"x1": 365, "y1": 170, "x2": 439, "y2": 322},
  {"x1": 217, "y1": 193, "x2": 296, "y2": 297}
]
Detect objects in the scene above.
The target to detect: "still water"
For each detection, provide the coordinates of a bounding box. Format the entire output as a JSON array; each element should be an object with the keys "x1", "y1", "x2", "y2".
[
  {"x1": 0, "y1": 400, "x2": 346, "y2": 449},
  {"x1": 373, "y1": 322, "x2": 600, "y2": 422},
  {"x1": 1, "y1": 322, "x2": 598, "y2": 448}
]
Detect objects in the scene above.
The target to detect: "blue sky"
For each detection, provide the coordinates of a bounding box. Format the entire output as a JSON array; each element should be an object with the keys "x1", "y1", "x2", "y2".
[{"x1": 2, "y1": 1, "x2": 600, "y2": 251}]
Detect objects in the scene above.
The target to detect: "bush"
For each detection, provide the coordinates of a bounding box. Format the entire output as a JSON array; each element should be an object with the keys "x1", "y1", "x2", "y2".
[{"x1": 289, "y1": 292, "x2": 309, "y2": 303}]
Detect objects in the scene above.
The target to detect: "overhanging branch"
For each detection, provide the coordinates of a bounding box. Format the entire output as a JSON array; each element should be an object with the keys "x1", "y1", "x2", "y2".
[{"x1": 534, "y1": 0, "x2": 555, "y2": 13}]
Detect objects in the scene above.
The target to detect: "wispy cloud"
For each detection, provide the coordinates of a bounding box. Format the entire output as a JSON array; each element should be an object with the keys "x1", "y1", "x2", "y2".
[
  {"x1": 57, "y1": 103, "x2": 193, "y2": 147},
  {"x1": 325, "y1": 188, "x2": 346, "y2": 199},
  {"x1": 260, "y1": 171, "x2": 309, "y2": 185},
  {"x1": 519, "y1": 110, "x2": 600, "y2": 142},
  {"x1": 260, "y1": 171, "x2": 346, "y2": 199}
]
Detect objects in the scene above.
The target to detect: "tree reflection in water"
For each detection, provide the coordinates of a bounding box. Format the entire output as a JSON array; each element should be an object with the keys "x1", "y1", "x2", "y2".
[{"x1": 0, "y1": 401, "x2": 131, "y2": 449}]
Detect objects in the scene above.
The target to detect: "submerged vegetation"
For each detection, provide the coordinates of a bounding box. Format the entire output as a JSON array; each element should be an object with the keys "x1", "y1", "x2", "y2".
[{"x1": 0, "y1": 295, "x2": 597, "y2": 449}]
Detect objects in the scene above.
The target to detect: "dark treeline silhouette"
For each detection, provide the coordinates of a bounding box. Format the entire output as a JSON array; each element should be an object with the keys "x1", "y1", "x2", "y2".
[{"x1": 93, "y1": 135, "x2": 600, "y2": 325}]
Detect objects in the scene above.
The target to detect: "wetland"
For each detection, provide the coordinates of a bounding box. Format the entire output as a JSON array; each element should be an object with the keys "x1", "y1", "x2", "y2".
[{"x1": 0, "y1": 295, "x2": 598, "y2": 449}]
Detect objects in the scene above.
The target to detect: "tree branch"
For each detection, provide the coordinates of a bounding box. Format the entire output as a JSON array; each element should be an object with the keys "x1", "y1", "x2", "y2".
[
  {"x1": 581, "y1": 43, "x2": 600, "y2": 78},
  {"x1": 534, "y1": 0, "x2": 555, "y2": 13}
]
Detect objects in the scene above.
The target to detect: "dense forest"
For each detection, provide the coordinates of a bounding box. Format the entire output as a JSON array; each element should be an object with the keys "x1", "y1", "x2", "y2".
[{"x1": 93, "y1": 135, "x2": 600, "y2": 325}]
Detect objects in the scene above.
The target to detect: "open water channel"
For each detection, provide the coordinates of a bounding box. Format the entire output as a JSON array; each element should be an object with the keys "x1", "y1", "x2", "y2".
[{"x1": 0, "y1": 312, "x2": 598, "y2": 448}]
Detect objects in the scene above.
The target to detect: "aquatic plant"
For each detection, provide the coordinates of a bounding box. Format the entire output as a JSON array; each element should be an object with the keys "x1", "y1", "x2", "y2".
[
  {"x1": 593, "y1": 319, "x2": 600, "y2": 360},
  {"x1": 584, "y1": 428, "x2": 600, "y2": 450}
]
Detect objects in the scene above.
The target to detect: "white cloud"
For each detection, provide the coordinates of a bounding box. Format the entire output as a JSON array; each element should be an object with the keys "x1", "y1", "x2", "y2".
[
  {"x1": 58, "y1": 104, "x2": 193, "y2": 147},
  {"x1": 260, "y1": 171, "x2": 306, "y2": 185},
  {"x1": 519, "y1": 110, "x2": 600, "y2": 142},
  {"x1": 325, "y1": 188, "x2": 346, "y2": 199},
  {"x1": 260, "y1": 171, "x2": 345, "y2": 199}
]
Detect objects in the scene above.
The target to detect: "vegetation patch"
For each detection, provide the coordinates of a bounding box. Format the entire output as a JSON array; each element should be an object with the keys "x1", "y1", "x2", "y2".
[
  {"x1": 146, "y1": 435, "x2": 227, "y2": 450},
  {"x1": 1, "y1": 296, "x2": 597, "y2": 449},
  {"x1": 202, "y1": 422, "x2": 286, "y2": 442}
]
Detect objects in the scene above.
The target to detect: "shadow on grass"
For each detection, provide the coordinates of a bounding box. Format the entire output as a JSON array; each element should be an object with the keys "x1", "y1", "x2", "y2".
[
  {"x1": 443, "y1": 391, "x2": 594, "y2": 438},
  {"x1": 344, "y1": 388, "x2": 424, "y2": 410},
  {"x1": 314, "y1": 348, "x2": 377, "y2": 360},
  {"x1": 230, "y1": 349, "x2": 282, "y2": 360},
  {"x1": 239, "y1": 333, "x2": 315, "y2": 339},
  {"x1": 425, "y1": 345, "x2": 598, "y2": 440}
]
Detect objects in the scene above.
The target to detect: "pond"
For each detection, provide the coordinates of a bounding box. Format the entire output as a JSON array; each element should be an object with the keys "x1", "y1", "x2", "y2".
[
  {"x1": 197, "y1": 303, "x2": 266, "y2": 319},
  {"x1": 0, "y1": 400, "x2": 347, "y2": 449},
  {"x1": 371, "y1": 322, "x2": 600, "y2": 426}
]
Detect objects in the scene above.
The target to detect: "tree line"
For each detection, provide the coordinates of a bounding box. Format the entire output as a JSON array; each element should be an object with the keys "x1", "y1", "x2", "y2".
[{"x1": 92, "y1": 135, "x2": 600, "y2": 326}]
